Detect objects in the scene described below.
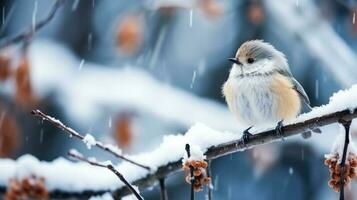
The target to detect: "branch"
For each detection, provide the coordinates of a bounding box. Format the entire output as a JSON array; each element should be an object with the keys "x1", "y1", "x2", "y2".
[
  {"x1": 67, "y1": 151, "x2": 143, "y2": 200},
  {"x1": 0, "y1": 0, "x2": 65, "y2": 48},
  {"x1": 185, "y1": 144, "x2": 195, "y2": 200},
  {"x1": 31, "y1": 109, "x2": 151, "y2": 170},
  {"x1": 113, "y1": 108, "x2": 357, "y2": 198},
  {"x1": 338, "y1": 120, "x2": 352, "y2": 200},
  {"x1": 21, "y1": 107, "x2": 357, "y2": 199},
  {"x1": 159, "y1": 178, "x2": 168, "y2": 200}
]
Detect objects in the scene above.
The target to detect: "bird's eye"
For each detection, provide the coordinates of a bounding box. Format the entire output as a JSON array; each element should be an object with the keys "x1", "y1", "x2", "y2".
[{"x1": 247, "y1": 58, "x2": 254, "y2": 64}]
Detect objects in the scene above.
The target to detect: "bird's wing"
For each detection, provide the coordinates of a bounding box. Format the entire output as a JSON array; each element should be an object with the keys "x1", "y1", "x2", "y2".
[
  {"x1": 290, "y1": 77, "x2": 310, "y2": 106},
  {"x1": 286, "y1": 76, "x2": 313, "y2": 114}
]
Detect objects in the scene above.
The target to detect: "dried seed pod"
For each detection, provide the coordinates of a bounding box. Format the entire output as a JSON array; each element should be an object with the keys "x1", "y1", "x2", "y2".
[
  {"x1": 5, "y1": 175, "x2": 49, "y2": 200},
  {"x1": 182, "y1": 159, "x2": 211, "y2": 192},
  {"x1": 325, "y1": 153, "x2": 357, "y2": 192}
]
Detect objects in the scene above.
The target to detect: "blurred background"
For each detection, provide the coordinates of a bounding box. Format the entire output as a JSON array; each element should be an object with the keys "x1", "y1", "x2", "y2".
[{"x1": 0, "y1": 0, "x2": 357, "y2": 199}]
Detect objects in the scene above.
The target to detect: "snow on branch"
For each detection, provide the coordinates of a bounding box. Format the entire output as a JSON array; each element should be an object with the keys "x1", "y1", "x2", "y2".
[
  {"x1": 0, "y1": 0, "x2": 65, "y2": 48},
  {"x1": 30, "y1": 109, "x2": 150, "y2": 170},
  {"x1": 1, "y1": 85, "x2": 357, "y2": 199},
  {"x1": 67, "y1": 150, "x2": 143, "y2": 200}
]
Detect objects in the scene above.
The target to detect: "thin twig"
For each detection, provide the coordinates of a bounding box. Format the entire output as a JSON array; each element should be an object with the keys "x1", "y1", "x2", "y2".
[
  {"x1": 206, "y1": 160, "x2": 213, "y2": 200},
  {"x1": 31, "y1": 109, "x2": 151, "y2": 170},
  {"x1": 159, "y1": 178, "x2": 168, "y2": 200},
  {"x1": 338, "y1": 120, "x2": 352, "y2": 200},
  {"x1": 185, "y1": 144, "x2": 195, "y2": 200},
  {"x1": 0, "y1": 0, "x2": 65, "y2": 48},
  {"x1": 67, "y1": 151, "x2": 144, "y2": 200}
]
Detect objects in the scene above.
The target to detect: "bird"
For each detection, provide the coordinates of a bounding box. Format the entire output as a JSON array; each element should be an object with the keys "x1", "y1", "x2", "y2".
[{"x1": 222, "y1": 40, "x2": 319, "y2": 142}]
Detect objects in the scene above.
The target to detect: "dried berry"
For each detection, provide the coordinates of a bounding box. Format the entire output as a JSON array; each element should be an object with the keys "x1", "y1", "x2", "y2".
[
  {"x1": 324, "y1": 153, "x2": 357, "y2": 192},
  {"x1": 182, "y1": 160, "x2": 211, "y2": 192},
  {"x1": 5, "y1": 175, "x2": 49, "y2": 200}
]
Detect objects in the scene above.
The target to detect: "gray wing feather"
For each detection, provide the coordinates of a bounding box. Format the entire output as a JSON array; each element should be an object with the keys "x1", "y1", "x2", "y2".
[{"x1": 291, "y1": 78, "x2": 310, "y2": 106}]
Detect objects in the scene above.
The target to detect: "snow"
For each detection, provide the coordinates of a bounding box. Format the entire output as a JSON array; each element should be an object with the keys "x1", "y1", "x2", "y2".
[
  {"x1": 291, "y1": 84, "x2": 357, "y2": 124},
  {"x1": 325, "y1": 124, "x2": 357, "y2": 163},
  {"x1": 83, "y1": 134, "x2": 96, "y2": 149},
  {"x1": 89, "y1": 193, "x2": 114, "y2": 200},
  {"x1": 182, "y1": 144, "x2": 206, "y2": 162},
  {"x1": 0, "y1": 123, "x2": 237, "y2": 192},
  {"x1": 68, "y1": 149, "x2": 82, "y2": 157}
]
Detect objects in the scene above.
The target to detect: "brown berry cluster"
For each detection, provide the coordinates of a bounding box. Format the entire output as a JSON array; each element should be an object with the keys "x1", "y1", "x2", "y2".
[
  {"x1": 182, "y1": 160, "x2": 211, "y2": 192},
  {"x1": 324, "y1": 153, "x2": 357, "y2": 192},
  {"x1": 5, "y1": 175, "x2": 49, "y2": 200}
]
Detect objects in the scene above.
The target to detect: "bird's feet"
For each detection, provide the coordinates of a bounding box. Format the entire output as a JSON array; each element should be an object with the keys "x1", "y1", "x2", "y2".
[
  {"x1": 242, "y1": 126, "x2": 253, "y2": 144},
  {"x1": 275, "y1": 120, "x2": 284, "y2": 139}
]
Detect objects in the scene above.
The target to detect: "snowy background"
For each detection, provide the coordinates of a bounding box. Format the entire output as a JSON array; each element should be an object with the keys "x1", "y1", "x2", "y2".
[{"x1": 0, "y1": 0, "x2": 357, "y2": 199}]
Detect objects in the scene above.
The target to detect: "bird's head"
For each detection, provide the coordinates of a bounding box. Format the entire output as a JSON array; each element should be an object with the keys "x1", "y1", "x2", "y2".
[{"x1": 228, "y1": 40, "x2": 289, "y2": 76}]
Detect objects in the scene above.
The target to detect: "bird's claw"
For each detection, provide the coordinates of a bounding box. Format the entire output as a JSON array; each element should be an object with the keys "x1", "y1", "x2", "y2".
[
  {"x1": 242, "y1": 126, "x2": 253, "y2": 144},
  {"x1": 275, "y1": 120, "x2": 284, "y2": 139}
]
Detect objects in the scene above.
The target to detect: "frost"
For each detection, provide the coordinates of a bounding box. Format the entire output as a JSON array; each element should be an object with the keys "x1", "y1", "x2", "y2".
[{"x1": 83, "y1": 134, "x2": 96, "y2": 149}]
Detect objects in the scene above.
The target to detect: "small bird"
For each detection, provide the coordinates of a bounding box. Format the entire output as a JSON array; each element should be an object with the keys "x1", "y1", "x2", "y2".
[{"x1": 222, "y1": 40, "x2": 318, "y2": 141}]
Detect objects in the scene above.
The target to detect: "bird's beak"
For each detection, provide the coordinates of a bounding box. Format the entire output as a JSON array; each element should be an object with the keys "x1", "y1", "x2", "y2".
[{"x1": 228, "y1": 58, "x2": 242, "y2": 65}]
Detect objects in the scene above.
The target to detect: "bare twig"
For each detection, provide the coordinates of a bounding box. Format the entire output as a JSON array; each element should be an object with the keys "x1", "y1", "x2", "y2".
[
  {"x1": 159, "y1": 178, "x2": 168, "y2": 200},
  {"x1": 16, "y1": 107, "x2": 357, "y2": 199},
  {"x1": 67, "y1": 151, "x2": 143, "y2": 200},
  {"x1": 0, "y1": 0, "x2": 65, "y2": 48},
  {"x1": 185, "y1": 144, "x2": 195, "y2": 200},
  {"x1": 31, "y1": 109, "x2": 150, "y2": 170},
  {"x1": 338, "y1": 120, "x2": 352, "y2": 200}
]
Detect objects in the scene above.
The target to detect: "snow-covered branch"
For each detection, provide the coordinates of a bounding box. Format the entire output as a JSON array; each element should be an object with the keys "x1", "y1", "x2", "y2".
[
  {"x1": 31, "y1": 109, "x2": 150, "y2": 170},
  {"x1": 114, "y1": 108, "x2": 357, "y2": 198},
  {"x1": 1, "y1": 84, "x2": 357, "y2": 199}
]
